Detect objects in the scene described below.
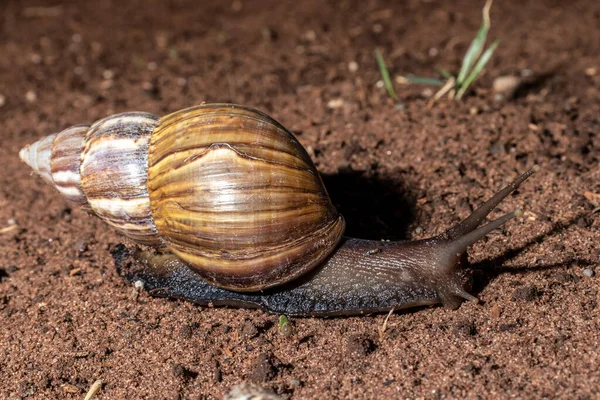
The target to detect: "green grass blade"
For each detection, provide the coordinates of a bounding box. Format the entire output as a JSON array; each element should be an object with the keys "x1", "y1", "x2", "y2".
[
  {"x1": 437, "y1": 68, "x2": 453, "y2": 80},
  {"x1": 403, "y1": 75, "x2": 444, "y2": 86},
  {"x1": 375, "y1": 48, "x2": 397, "y2": 100},
  {"x1": 456, "y1": 0, "x2": 493, "y2": 85},
  {"x1": 456, "y1": 39, "x2": 500, "y2": 99}
]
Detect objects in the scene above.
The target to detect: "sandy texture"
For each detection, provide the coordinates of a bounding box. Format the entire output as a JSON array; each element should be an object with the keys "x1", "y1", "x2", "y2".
[{"x1": 1, "y1": 0, "x2": 599, "y2": 398}]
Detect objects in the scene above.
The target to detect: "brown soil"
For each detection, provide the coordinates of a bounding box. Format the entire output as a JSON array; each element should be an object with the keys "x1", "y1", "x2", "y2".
[{"x1": 1, "y1": 0, "x2": 599, "y2": 398}]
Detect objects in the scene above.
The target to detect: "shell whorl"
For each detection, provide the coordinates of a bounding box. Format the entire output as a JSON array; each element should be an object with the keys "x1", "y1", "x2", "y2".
[
  {"x1": 80, "y1": 112, "x2": 162, "y2": 246},
  {"x1": 20, "y1": 112, "x2": 163, "y2": 247},
  {"x1": 21, "y1": 104, "x2": 346, "y2": 292},
  {"x1": 147, "y1": 104, "x2": 345, "y2": 291}
]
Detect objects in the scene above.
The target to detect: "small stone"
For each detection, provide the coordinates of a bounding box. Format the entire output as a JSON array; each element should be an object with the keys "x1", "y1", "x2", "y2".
[
  {"x1": 511, "y1": 286, "x2": 538, "y2": 302},
  {"x1": 102, "y1": 69, "x2": 115, "y2": 80},
  {"x1": 142, "y1": 81, "x2": 154, "y2": 91},
  {"x1": 134, "y1": 280, "x2": 144, "y2": 290},
  {"x1": 25, "y1": 91, "x2": 37, "y2": 103},
  {"x1": 520, "y1": 69, "x2": 534, "y2": 77},
  {"x1": 73, "y1": 239, "x2": 87, "y2": 253},
  {"x1": 289, "y1": 378, "x2": 301, "y2": 388},
  {"x1": 498, "y1": 323, "x2": 516, "y2": 332},
  {"x1": 489, "y1": 304, "x2": 501, "y2": 319},
  {"x1": 585, "y1": 67, "x2": 597, "y2": 77},
  {"x1": 29, "y1": 53, "x2": 42, "y2": 64},
  {"x1": 248, "y1": 353, "x2": 277, "y2": 382},
  {"x1": 224, "y1": 383, "x2": 282, "y2": 400},
  {"x1": 493, "y1": 75, "x2": 522, "y2": 98},
  {"x1": 583, "y1": 268, "x2": 594, "y2": 277},
  {"x1": 327, "y1": 98, "x2": 344, "y2": 109},
  {"x1": 302, "y1": 30, "x2": 316, "y2": 42},
  {"x1": 348, "y1": 61, "x2": 359, "y2": 73},
  {"x1": 421, "y1": 88, "x2": 433, "y2": 98},
  {"x1": 372, "y1": 23, "x2": 383, "y2": 34}
]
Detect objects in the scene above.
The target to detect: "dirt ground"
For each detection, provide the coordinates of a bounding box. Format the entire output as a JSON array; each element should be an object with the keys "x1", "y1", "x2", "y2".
[{"x1": 1, "y1": 0, "x2": 599, "y2": 398}]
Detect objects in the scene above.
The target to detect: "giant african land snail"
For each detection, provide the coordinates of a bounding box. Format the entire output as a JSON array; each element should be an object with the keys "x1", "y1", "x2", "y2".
[{"x1": 20, "y1": 104, "x2": 538, "y2": 316}]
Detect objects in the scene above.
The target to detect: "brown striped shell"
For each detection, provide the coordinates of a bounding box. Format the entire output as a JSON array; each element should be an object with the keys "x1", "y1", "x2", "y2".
[{"x1": 19, "y1": 104, "x2": 345, "y2": 292}]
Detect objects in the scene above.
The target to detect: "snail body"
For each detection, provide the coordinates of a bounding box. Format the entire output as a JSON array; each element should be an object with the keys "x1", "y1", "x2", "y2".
[{"x1": 20, "y1": 103, "x2": 537, "y2": 316}]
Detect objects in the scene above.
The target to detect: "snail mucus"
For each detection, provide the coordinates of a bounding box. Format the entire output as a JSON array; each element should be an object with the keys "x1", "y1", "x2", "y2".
[{"x1": 20, "y1": 104, "x2": 538, "y2": 316}]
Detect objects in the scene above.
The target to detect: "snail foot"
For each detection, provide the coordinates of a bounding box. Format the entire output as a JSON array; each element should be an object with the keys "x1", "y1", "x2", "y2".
[{"x1": 110, "y1": 244, "x2": 265, "y2": 309}]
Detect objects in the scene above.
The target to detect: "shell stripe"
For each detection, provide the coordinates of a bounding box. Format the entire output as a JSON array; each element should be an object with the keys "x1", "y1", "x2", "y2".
[
  {"x1": 170, "y1": 216, "x2": 344, "y2": 291},
  {"x1": 148, "y1": 104, "x2": 345, "y2": 291},
  {"x1": 151, "y1": 139, "x2": 312, "y2": 170},
  {"x1": 49, "y1": 125, "x2": 90, "y2": 205},
  {"x1": 80, "y1": 112, "x2": 163, "y2": 247}
]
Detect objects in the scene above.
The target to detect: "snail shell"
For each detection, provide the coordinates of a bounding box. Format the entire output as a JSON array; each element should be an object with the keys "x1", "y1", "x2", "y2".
[{"x1": 20, "y1": 104, "x2": 345, "y2": 291}]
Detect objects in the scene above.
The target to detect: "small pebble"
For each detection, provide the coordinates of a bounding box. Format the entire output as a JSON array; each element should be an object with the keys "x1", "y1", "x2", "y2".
[
  {"x1": 421, "y1": 88, "x2": 433, "y2": 98},
  {"x1": 302, "y1": 30, "x2": 316, "y2": 42},
  {"x1": 585, "y1": 67, "x2": 597, "y2": 77},
  {"x1": 224, "y1": 383, "x2": 282, "y2": 400},
  {"x1": 141, "y1": 81, "x2": 154, "y2": 91},
  {"x1": 520, "y1": 69, "x2": 534, "y2": 77},
  {"x1": 25, "y1": 91, "x2": 37, "y2": 103},
  {"x1": 29, "y1": 53, "x2": 42, "y2": 64},
  {"x1": 493, "y1": 75, "x2": 521, "y2": 98},
  {"x1": 583, "y1": 269, "x2": 594, "y2": 277},
  {"x1": 327, "y1": 98, "x2": 344, "y2": 109},
  {"x1": 348, "y1": 61, "x2": 359, "y2": 73},
  {"x1": 134, "y1": 280, "x2": 144, "y2": 290},
  {"x1": 511, "y1": 286, "x2": 538, "y2": 302},
  {"x1": 372, "y1": 23, "x2": 383, "y2": 34}
]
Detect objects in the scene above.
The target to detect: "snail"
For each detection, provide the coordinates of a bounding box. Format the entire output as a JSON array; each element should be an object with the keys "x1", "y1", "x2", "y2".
[{"x1": 20, "y1": 103, "x2": 538, "y2": 316}]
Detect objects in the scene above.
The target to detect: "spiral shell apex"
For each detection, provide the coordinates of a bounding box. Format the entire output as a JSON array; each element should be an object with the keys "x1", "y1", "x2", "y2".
[
  {"x1": 20, "y1": 104, "x2": 346, "y2": 291},
  {"x1": 20, "y1": 112, "x2": 163, "y2": 246}
]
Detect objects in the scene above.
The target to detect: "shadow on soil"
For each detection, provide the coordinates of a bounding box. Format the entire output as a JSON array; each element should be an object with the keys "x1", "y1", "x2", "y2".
[
  {"x1": 470, "y1": 211, "x2": 596, "y2": 294},
  {"x1": 321, "y1": 171, "x2": 416, "y2": 241}
]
